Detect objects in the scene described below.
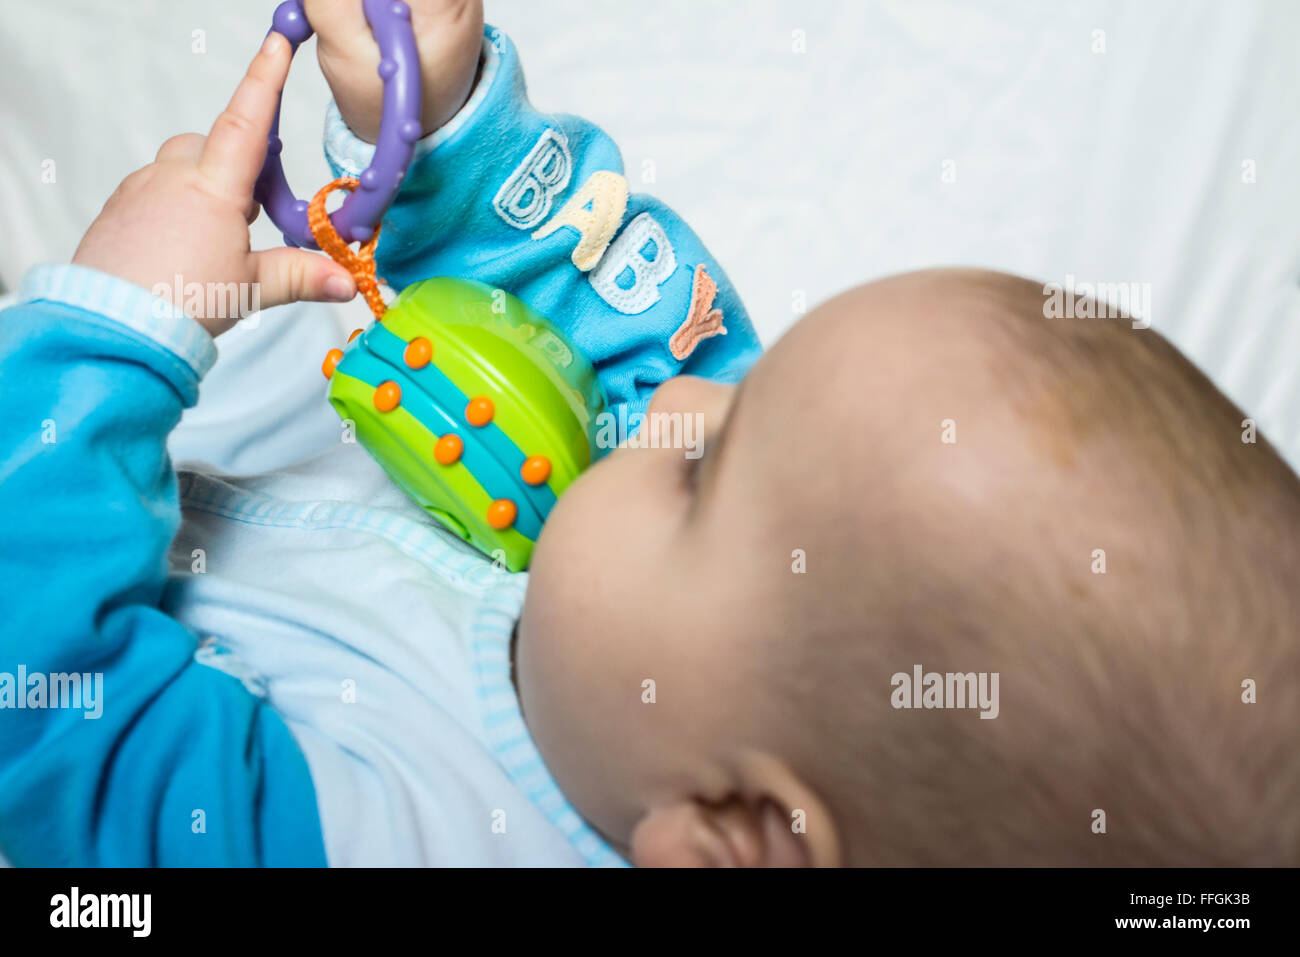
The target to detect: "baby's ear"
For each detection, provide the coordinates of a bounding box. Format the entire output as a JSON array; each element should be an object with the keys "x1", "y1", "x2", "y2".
[{"x1": 630, "y1": 792, "x2": 838, "y2": 867}]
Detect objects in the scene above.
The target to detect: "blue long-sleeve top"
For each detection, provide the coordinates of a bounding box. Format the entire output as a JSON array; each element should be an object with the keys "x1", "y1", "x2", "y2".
[
  {"x1": 325, "y1": 26, "x2": 759, "y2": 426},
  {"x1": 0, "y1": 27, "x2": 760, "y2": 866}
]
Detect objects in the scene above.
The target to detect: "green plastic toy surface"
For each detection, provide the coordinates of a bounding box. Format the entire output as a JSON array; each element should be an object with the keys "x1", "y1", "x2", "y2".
[{"x1": 325, "y1": 277, "x2": 607, "y2": 571}]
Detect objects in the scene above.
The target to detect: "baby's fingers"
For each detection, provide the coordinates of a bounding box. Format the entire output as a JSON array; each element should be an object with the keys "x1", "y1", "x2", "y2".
[
  {"x1": 252, "y1": 247, "x2": 357, "y2": 311},
  {"x1": 200, "y1": 32, "x2": 292, "y2": 202},
  {"x1": 304, "y1": 0, "x2": 368, "y2": 49},
  {"x1": 155, "y1": 132, "x2": 205, "y2": 165}
]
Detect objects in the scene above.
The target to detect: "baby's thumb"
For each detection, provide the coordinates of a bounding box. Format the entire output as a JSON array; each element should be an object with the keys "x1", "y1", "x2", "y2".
[{"x1": 253, "y1": 247, "x2": 357, "y2": 310}]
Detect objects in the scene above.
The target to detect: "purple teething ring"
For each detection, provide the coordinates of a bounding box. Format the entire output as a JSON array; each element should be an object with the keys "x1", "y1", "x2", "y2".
[{"x1": 254, "y1": 0, "x2": 422, "y2": 249}]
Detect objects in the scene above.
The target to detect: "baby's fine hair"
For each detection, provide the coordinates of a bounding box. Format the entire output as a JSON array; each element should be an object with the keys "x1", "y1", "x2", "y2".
[{"x1": 770, "y1": 271, "x2": 1300, "y2": 866}]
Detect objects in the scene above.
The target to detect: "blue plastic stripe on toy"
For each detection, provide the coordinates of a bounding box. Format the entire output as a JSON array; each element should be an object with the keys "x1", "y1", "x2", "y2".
[
  {"x1": 337, "y1": 349, "x2": 546, "y2": 540},
  {"x1": 329, "y1": 369, "x2": 507, "y2": 544},
  {"x1": 360, "y1": 322, "x2": 561, "y2": 518},
  {"x1": 337, "y1": 349, "x2": 545, "y2": 540}
]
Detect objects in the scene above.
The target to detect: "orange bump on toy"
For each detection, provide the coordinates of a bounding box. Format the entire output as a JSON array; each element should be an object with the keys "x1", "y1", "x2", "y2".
[
  {"x1": 373, "y1": 380, "x2": 402, "y2": 412},
  {"x1": 520, "y1": 455, "x2": 551, "y2": 486},
  {"x1": 465, "y1": 396, "x2": 495, "y2": 427},
  {"x1": 404, "y1": 336, "x2": 432, "y2": 369},
  {"x1": 348, "y1": 327, "x2": 364, "y2": 343},
  {"x1": 487, "y1": 498, "x2": 518, "y2": 530},
  {"x1": 434, "y1": 433, "x2": 463, "y2": 465},
  {"x1": 321, "y1": 348, "x2": 344, "y2": 380}
]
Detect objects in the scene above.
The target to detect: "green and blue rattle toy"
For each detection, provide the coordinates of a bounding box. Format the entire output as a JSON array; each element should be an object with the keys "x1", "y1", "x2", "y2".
[{"x1": 254, "y1": 0, "x2": 606, "y2": 571}]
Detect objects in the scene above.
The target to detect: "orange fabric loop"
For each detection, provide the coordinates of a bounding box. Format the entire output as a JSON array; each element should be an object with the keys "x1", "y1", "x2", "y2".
[{"x1": 308, "y1": 177, "x2": 387, "y2": 321}]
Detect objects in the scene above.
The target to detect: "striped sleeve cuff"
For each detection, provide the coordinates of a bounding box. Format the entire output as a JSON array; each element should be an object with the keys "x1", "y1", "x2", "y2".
[{"x1": 18, "y1": 263, "x2": 218, "y2": 380}]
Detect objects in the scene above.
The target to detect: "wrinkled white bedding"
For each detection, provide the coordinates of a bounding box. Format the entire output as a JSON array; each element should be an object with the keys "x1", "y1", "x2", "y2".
[{"x1": 1, "y1": 0, "x2": 1296, "y2": 470}]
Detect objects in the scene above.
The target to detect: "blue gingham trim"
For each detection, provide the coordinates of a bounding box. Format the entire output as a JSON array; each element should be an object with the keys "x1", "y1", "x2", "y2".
[
  {"x1": 179, "y1": 467, "x2": 626, "y2": 865},
  {"x1": 176, "y1": 469, "x2": 504, "y2": 593},
  {"x1": 19, "y1": 264, "x2": 217, "y2": 379},
  {"x1": 324, "y1": 33, "x2": 502, "y2": 177},
  {"x1": 470, "y1": 575, "x2": 630, "y2": 868}
]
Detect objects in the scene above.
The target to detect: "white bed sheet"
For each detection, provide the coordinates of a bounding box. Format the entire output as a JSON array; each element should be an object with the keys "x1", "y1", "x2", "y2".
[{"x1": 1, "y1": 0, "x2": 1296, "y2": 472}]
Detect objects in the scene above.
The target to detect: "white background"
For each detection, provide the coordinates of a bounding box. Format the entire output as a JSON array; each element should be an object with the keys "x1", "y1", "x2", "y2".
[{"x1": 1, "y1": 0, "x2": 1297, "y2": 469}]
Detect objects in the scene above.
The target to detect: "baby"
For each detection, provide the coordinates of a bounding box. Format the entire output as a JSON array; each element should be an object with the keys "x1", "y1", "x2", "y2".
[
  {"x1": 2, "y1": 1, "x2": 1297, "y2": 867},
  {"x1": 544, "y1": 269, "x2": 1300, "y2": 866}
]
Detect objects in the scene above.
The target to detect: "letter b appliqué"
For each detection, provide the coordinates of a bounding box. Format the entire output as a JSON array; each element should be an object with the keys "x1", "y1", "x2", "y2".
[
  {"x1": 494, "y1": 129, "x2": 573, "y2": 230},
  {"x1": 589, "y1": 212, "x2": 677, "y2": 314}
]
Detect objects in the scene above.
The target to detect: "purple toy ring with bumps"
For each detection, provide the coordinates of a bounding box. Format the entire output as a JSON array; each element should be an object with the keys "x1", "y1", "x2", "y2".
[{"x1": 254, "y1": 0, "x2": 423, "y2": 249}]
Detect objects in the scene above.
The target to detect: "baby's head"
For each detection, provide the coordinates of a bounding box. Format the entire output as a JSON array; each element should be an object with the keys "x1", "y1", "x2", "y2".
[{"x1": 516, "y1": 268, "x2": 1300, "y2": 866}]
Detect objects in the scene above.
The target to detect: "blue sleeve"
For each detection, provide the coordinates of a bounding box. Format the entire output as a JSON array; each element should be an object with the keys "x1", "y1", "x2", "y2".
[
  {"x1": 325, "y1": 26, "x2": 762, "y2": 436},
  {"x1": 0, "y1": 265, "x2": 327, "y2": 867}
]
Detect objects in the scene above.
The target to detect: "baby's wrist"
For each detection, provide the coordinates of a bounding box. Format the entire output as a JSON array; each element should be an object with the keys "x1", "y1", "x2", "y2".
[
  {"x1": 419, "y1": 47, "x2": 484, "y2": 136},
  {"x1": 324, "y1": 36, "x2": 496, "y2": 179}
]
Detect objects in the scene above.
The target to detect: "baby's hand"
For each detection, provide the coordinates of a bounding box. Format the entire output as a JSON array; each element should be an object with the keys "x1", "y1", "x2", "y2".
[
  {"x1": 308, "y1": 0, "x2": 484, "y2": 142},
  {"x1": 72, "y1": 34, "x2": 356, "y2": 338}
]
